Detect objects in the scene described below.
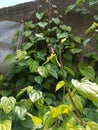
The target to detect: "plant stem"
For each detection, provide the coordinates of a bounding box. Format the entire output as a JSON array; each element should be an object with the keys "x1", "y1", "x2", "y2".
[{"x1": 59, "y1": 43, "x2": 83, "y2": 125}]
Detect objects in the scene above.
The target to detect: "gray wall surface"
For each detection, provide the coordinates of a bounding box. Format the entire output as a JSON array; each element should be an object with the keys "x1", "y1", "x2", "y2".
[{"x1": 0, "y1": 21, "x2": 23, "y2": 74}]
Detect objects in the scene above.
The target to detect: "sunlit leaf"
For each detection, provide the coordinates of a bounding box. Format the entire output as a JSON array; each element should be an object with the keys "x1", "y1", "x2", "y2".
[
  {"x1": 38, "y1": 22, "x2": 48, "y2": 28},
  {"x1": 55, "y1": 80, "x2": 65, "y2": 91},
  {"x1": 71, "y1": 78, "x2": 98, "y2": 102},
  {"x1": 14, "y1": 106, "x2": 27, "y2": 120},
  {"x1": 31, "y1": 115, "x2": 42, "y2": 127},
  {"x1": 27, "y1": 113, "x2": 42, "y2": 127},
  {"x1": 50, "y1": 104, "x2": 72, "y2": 118},
  {"x1": 43, "y1": 53, "x2": 55, "y2": 65},
  {"x1": 36, "y1": 12, "x2": 45, "y2": 20},
  {"x1": 1, "y1": 96, "x2": 16, "y2": 113},
  {"x1": 24, "y1": 30, "x2": 32, "y2": 37},
  {"x1": 16, "y1": 50, "x2": 27, "y2": 61},
  {"x1": 0, "y1": 120, "x2": 11, "y2": 130},
  {"x1": 36, "y1": 33, "x2": 44, "y2": 38},
  {"x1": 87, "y1": 121, "x2": 98, "y2": 130},
  {"x1": 52, "y1": 18, "x2": 60, "y2": 25},
  {"x1": 38, "y1": 66, "x2": 48, "y2": 78},
  {"x1": 29, "y1": 89, "x2": 42, "y2": 103}
]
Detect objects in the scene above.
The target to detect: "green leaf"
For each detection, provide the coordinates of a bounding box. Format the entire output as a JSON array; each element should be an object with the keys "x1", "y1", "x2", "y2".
[
  {"x1": 60, "y1": 25, "x2": 71, "y2": 32},
  {"x1": 37, "y1": 50, "x2": 47, "y2": 60},
  {"x1": 14, "y1": 106, "x2": 27, "y2": 120},
  {"x1": 65, "y1": 4, "x2": 76, "y2": 14},
  {"x1": 64, "y1": 66, "x2": 75, "y2": 77},
  {"x1": 3, "y1": 54, "x2": 16, "y2": 64},
  {"x1": 36, "y1": 12, "x2": 45, "y2": 20},
  {"x1": 43, "y1": 112, "x2": 55, "y2": 129},
  {"x1": 57, "y1": 32, "x2": 68, "y2": 39},
  {"x1": 45, "y1": 97, "x2": 52, "y2": 105},
  {"x1": 76, "y1": 0, "x2": 83, "y2": 6},
  {"x1": 35, "y1": 33, "x2": 44, "y2": 38},
  {"x1": 17, "y1": 86, "x2": 33, "y2": 97},
  {"x1": 52, "y1": 18, "x2": 60, "y2": 25},
  {"x1": 72, "y1": 36, "x2": 82, "y2": 44},
  {"x1": 16, "y1": 50, "x2": 27, "y2": 61},
  {"x1": 24, "y1": 30, "x2": 32, "y2": 37},
  {"x1": 78, "y1": 62, "x2": 95, "y2": 81},
  {"x1": 27, "y1": 113, "x2": 42, "y2": 127},
  {"x1": 37, "y1": 22, "x2": 48, "y2": 28},
  {"x1": 73, "y1": 94, "x2": 83, "y2": 113},
  {"x1": 83, "y1": 108, "x2": 98, "y2": 122},
  {"x1": 31, "y1": 115, "x2": 42, "y2": 127},
  {"x1": 71, "y1": 78, "x2": 98, "y2": 102},
  {"x1": 38, "y1": 66, "x2": 48, "y2": 78},
  {"x1": 55, "y1": 80, "x2": 65, "y2": 91},
  {"x1": 17, "y1": 87, "x2": 28, "y2": 97},
  {"x1": 23, "y1": 42, "x2": 34, "y2": 51},
  {"x1": 71, "y1": 48, "x2": 82, "y2": 54},
  {"x1": 49, "y1": 68, "x2": 58, "y2": 79},
  {"x1": 0, "y1": 75, "x2": 4, "y2": 81},
  {"x1": 43, "y1": 53, "x2": 55, "y2": 65},
  {"x1": 47, "y1": 64, "x2": 58, "y2": 79},
  {"x1": 50, "y1": 104, "x2": 72, "y2": 118},
  {"x1": 25, "y1": 21, "x2": 35, "y2": 29},
  {"x1": 29, "y1": 89, "x2": 42, "y2": 103},
  {"x1": 34, "y1": 76, "x2": 43, "y2": 84},
  {"x1": 89, "y1": 0, "x2": 97, "y2": 5},
  {"x1": 0, "y1": 120, "x2": 11, "y2": 130},
  {"x1": 28, "y1": 58, "x2": 39, "y2": 72},
  {"x1": 83, "y1": 38, "x2": 91, "y2": 46},
  {"x1": 16, "y1": 78, "x2": 26, "y2": 87},
  {"x1": 87, "y1": 121, "x2": 98, "y2": 130},
  {"x1": 94, "y1": 15, "x2": 98, "y2": 21},
  {"x1": 1, "y1": 96, "x2": 16, "y2": 113},
  {"x1": 20, "y1": 118, "x2": 34, "y2": 129},
  {"x1": 85, "y1": 22, "x2": 96, "y2": 34}
]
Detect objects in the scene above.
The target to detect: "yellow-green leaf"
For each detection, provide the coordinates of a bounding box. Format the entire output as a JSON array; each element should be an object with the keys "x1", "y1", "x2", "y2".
[
  {"x1": 0, "y1": 120, "x2": 11, "y2": 130},
  {"x1": 31, "y1": 115, "x2": 42, "y2": 127},
  {"x1": 55, "y1": 80, "x2": 65, "y2": 91},
  {"x1": 87, "y1": 121, "x2": 98, "y2": 130},
  {"x1": 50, "y1": 104, "x2": 72, "y2": 118}
]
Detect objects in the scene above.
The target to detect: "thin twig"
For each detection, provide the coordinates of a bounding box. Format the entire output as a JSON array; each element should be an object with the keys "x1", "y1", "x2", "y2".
[{"x1": 59, "y1": 43, "x2": 83, "y2": 125}]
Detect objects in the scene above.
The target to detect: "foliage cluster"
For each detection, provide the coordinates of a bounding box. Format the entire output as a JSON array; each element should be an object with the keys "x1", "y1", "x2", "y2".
[{"x1": 0, "y1": 0, "x2": 98, "y2": 129}]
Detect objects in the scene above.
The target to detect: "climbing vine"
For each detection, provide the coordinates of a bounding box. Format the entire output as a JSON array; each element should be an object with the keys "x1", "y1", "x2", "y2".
[{"x1": 0, "y1": 0, "x2": 98, "y2": 129}]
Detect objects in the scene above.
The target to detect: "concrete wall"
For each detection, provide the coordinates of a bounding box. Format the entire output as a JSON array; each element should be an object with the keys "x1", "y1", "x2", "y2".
[
  {"x1": 0, "y1": 0, "x2": 94, "y2": 37},
  {"x1": 0, "y1": 0, "x2": 97, "y2": 59}
]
